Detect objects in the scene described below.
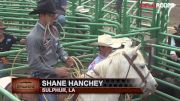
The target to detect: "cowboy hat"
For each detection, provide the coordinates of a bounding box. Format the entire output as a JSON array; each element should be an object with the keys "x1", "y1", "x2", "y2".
[
  {"x1": 174, "y1": 25, "x2": 180, "y2": 34},
  {"x1": 76, "y1": 6, "x2": 89, "y2": 13},
  {"x1": 167, "y1": 27, "x2": 176, "y2": 34},
  {"x1": 91, "y1": 34, "x2": 123, "y2": 48},
  {"x1": 0, "y1": 20, "x2": 6, "y2": 29},
  {"x1": 29, "y1": 0, "x2": 64, "y2": 15}
]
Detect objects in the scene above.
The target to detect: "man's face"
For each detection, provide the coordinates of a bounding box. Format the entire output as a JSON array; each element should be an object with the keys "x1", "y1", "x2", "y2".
[
  {"x1": 99, "y1": 46, "x2": 112, "y2": 57},
  {"x1": 45, "y1": 13, "x2": 56, "y2": 25},
  {"x1": 0, "y1": 28, "x2": 5, "y2": 34}
]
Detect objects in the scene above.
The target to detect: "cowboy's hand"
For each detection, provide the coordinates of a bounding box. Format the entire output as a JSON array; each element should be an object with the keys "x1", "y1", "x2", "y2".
[
  {"x1": 20, "y1": 39, "x2": 27, "y2": 45},
  {"x1": 54, "y1": 67, "x2": 70, "y2": 77},
  {"x1": 1, "y1": 57, "x2": 9, "y2": 64},
  {"x1": 65, "y1": 56, "x2": 74, "y2": 67},
  {"x1": 170, "y1": 54, "x2": 178, "y2": 61}
]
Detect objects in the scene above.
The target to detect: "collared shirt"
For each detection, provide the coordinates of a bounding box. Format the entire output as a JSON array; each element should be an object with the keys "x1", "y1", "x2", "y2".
[
  {"x1": 88, "y1": 54, "x2": 106, "y2": 71},
  {"x1": 0, "y1": 34, "x2": 16, "y2": 52},
  {"x1": 0, "y1": 34, "x2": 16, "y2": 64},
  {"x1": 26, "y1": 22, "x2": 68, "y2": 73},
  {"x1": 170, "y1": 37, "x2": 176, "y2": 55}
]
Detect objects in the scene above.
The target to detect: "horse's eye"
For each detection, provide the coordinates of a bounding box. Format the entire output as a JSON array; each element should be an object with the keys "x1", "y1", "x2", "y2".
[{"x1": 140, "y1": 64, "x2": 146, "y2": 69}]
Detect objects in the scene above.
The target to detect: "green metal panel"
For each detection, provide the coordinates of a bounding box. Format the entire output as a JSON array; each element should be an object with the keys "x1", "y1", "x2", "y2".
[{"x1": 0, "y1": 0, "x2": 179, "y2": 100}]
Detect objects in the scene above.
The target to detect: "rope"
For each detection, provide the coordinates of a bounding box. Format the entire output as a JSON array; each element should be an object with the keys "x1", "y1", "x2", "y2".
[
  {"x1": 68, "y1": 56, "x2": 82, "y2": 78},
  {"x1": 63, "y1": 56, "x2": 86, "y2": 101},
  {"x1": 71, "y1": 56, "x2": 85, "y2": 73},
  {"x1": 64, "y1": 94, "x2": 75, "y2": 101},
  {"x1": 47, "y1": 21, "x2": 66, "y2": 40},
  {"x1": 42, "y1": 94, "x2": 48, "y2": 101},
  {"x1": 10, "y1": 48, "x2": 26, "y2": 76},
  {"x1": 56, "y1": 22, "x2": 66, "y2": 40}
]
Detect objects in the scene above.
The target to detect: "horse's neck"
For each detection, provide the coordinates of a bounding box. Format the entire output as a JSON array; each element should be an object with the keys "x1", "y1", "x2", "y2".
[
  {"x1": 0, "y1": 76, "x2": 16, "y2": 89},
  {"x1": 94, "y1": 58, "x2": 121, "y2": 78},
  {"x1": 93, "y1": 52, "x2": 122, "y2": 78},
  {"x1": 93, "y1": 62, "x2": 108, "y2": 78}
]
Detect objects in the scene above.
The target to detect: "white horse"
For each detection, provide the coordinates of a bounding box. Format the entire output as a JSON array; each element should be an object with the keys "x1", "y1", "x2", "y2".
[{"x1": 78, "y1": 45, "x2": 157, "y2": 101}]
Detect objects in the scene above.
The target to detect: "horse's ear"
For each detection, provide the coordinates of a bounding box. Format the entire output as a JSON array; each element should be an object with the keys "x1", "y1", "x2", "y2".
[{"x1": 132, "y1": 44, "x2": 141, "y2": 55}]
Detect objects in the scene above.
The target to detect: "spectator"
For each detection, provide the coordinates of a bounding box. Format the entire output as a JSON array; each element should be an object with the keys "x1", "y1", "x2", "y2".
[
  {"x1": 0, "y1": 20, "x2": 17, "y2": 76},
  {"x1": 54, "y1": 0, "x2": 67, "y2": 31},
  {"x1": 170, "y1": 25, "x2": 180, "y2": 61}
]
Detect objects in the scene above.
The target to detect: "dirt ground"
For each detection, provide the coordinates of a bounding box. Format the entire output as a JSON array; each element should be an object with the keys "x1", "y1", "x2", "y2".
[{"x1": 169, "y1": 0, "x2": 180, "y2": 26}]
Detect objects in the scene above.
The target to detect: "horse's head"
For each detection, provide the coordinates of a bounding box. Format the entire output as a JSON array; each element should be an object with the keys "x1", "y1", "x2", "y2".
[
  {"x1": 94, "y1": 44, "x2": 157, "y2": 96},
  {"x1": 123, "y1": 45, "x2": 157, "y2": 96}
]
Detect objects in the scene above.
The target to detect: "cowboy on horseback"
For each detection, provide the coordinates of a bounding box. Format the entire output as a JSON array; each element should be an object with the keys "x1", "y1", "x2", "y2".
[
  {"x1": 26, "y1": 0, "x2": 74, "y2": 100},
  {"x1": 88, "y1": 34, "x2": 132, "y2": 70}
]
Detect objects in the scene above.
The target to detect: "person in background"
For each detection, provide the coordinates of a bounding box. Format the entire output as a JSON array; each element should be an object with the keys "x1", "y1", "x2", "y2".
[
  {"x1": 0, "y1": 20, "x2": 17, "y2": 76},
  {"x1": 54, "y1": 0, "x2": 67, "y2": 31},
  {"x1": 116, "y1": 0, "x2": 123, "y2": 13},
  {"x1": 27, "y1": 0, "x2": 73, "y2": 100},
  {"x1": 170, "y1": 25, "x2": 180, "y2": 61},
  {"x1": 0, "y1": 21, "x2": 29, "y2": 77},
  {"x1": 88, "y1": 34, "x2": 122, "y2": 70}
]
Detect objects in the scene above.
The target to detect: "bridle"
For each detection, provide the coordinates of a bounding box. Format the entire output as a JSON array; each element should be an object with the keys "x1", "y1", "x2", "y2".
[
  {"x1": 85, "y1": 49, "x2": 151, "y2": 89},
  {"x1": 121, "y1": 51, "x2": 152, "y2": 101},
  {"x1": 122, "y1": 52, "x2": 151, "y2": 89}
]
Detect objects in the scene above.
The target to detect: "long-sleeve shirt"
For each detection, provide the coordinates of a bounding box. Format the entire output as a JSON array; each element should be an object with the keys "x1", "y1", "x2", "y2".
[
  {"x1": 170, "y1": 37, "x2": 176, "y2": 55},
  {"x1": 0, "y1": 34, "x2": 16, "y2": 52},
  {"x1": 0, "y1": 34, "x2": 17, "y2": 63},
  {"x1": 26, "y1": 22, "x2": 68, "y2": 73},
  {"x1": 88, "y1": 54, "x2": 106, "y2": 71}
]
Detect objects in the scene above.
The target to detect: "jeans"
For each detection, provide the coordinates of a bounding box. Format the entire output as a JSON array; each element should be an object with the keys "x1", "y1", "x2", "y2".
[
  {"x1": 39, "y1": 94, "x2": 57, "y2": 101},
  {"x1": 31, "y1": 72, "x2": 57, "y2": 101},
  {"x1": 0, "y1": 62, "x2": 6, "y2": 77}
]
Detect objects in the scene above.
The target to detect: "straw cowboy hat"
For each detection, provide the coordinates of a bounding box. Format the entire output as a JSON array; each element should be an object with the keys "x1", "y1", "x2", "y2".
[
  {"x1": 76, "y1": 6, "x2": 89, "y2": 13},
  {"x1": 91, "y1": 34, "x2": 122, "y2": 48},
  {"x1": 168, "y1": 25, "x2": 180, "y2": 34},
  {"x1": 167, "y1": 27, "x2": 176, "y2": 34},
  {"x1": 29, "y1": 0, "x2": 64, "y2": 15},
  {"x1": 174, "y1": 24, "x2": 180, "y2": 34},
  {"x1": 0, "y1": 20, "x2": 6, "y2": 29}
]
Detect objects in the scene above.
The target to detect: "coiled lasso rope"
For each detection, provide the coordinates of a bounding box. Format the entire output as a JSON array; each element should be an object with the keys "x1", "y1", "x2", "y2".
[{"x1": 64, "y1": 56, "x2": 86, "y2": 101}]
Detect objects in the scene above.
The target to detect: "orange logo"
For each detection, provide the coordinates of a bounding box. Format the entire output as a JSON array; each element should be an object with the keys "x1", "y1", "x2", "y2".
[{"x1": 12, "y1": 78, "x2": 40, "y2": 93}]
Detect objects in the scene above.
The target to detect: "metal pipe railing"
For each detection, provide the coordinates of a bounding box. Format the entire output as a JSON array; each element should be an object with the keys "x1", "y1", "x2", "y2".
[
  {"x1": 155, "y1": 90, "x2": 180, "y2": 101},
  {"x1": 149, "y1": 44, "x2": 180, "y2": 53},
  {"x1": 151, "y1": 65, "x2": 180, "y2": 78},
  {"x1": 155, "y1": 78, "x2": 180, "y2": 90},
  {"x1": 0, "y1": 65, "x2": 29, "y2": 73},
  {"x1": 0, "y1": 86, "x2": 21, "y2": 101}
]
